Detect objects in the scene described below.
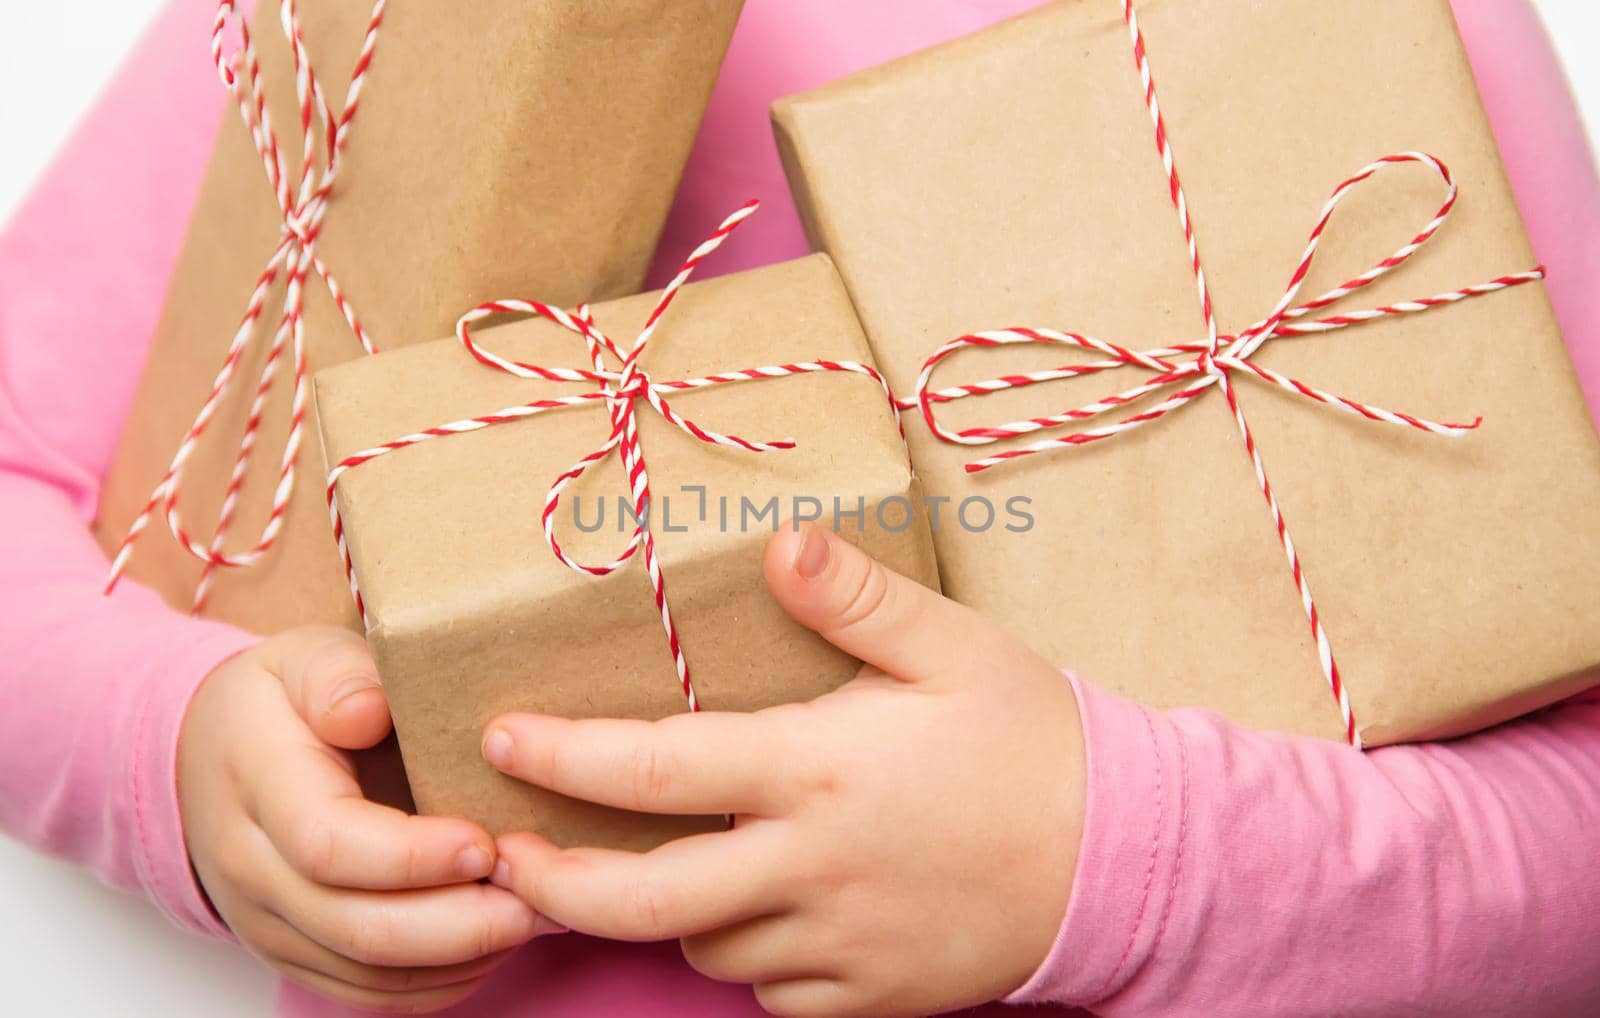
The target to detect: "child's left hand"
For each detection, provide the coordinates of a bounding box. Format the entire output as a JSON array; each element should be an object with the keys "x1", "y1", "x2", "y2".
[{"x1": 481, "y1": 524, "x2": 1087, "y2": 1018}]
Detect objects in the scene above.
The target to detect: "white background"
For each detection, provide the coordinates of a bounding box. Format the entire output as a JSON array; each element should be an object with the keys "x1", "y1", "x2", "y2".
[{"x1": 0, "y1": 2, "x2": 1596, "y2": 1016}]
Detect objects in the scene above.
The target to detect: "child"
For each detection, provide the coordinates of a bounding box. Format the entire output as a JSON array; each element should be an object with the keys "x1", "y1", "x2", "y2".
[{"x1": 1, "y1": 1, "x2": 1596, "y2": 1016}]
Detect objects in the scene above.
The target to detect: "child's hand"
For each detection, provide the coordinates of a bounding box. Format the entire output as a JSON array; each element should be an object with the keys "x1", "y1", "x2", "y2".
[
  {"x1": 179, "y1": 626, "x2": 556, "y2": 1013},
  {"x1": 482, "y1": 526, "x2": 1086, "y2": 1018}
]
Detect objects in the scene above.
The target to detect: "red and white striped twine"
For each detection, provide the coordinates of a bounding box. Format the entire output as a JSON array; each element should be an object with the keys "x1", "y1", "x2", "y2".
[
  {"x1": 326, "y1": 202, "x2": 899, "y2": 712},
  {"x1": 904, "y1": 0, "x2": 1546, "y2": 749},
  {"x1": 103, "y1": 0, "x2": 385, "y2": 613}
]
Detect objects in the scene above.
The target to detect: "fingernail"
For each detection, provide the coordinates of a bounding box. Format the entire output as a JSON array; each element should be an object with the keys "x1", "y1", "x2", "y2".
[
  {"x1": 483, "y1": 728, "x2": 513, "y2": 769},
  {"x1": 490, "y1": 859, "x2": 512, "y2": 888},
  {"x1": 330, "y1": 677, "x2": 377, "y2": 710},
  {"x1": 794, "y1": 526, "x2": 831, "y2": 580},
  {"x1": 457, "y1": 845, "x2": 490, "y2": 879}
]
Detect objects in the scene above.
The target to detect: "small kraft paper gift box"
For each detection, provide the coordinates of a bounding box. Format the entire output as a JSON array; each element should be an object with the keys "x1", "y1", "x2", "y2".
[
  {"x1": 772, "y1": 0, "x2": 1600, "y2": 747},
  {"x1": 97, "y1": 0, "x2": 744, "y2": 634},
  {"x1": 314, "y1": 223, "x2": 938, "y2": 849}
]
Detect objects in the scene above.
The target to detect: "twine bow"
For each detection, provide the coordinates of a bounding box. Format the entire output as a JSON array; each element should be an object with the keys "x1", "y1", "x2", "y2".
[
  {"x1": 326, "y1": 202, "x2": 899, "y2": 711},
  {"x1": 907, "y1": 0, "x2": 1546, "y2": 748},
  {"x1": 105, "y1": 0, "x2": 386, "y2": 612}
]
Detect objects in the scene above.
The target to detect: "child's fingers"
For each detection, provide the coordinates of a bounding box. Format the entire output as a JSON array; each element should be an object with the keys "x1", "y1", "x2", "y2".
[
  {"x1": 681, "y1": 913, "x2": 826, "y2": 986},
  {"x1": 493, "y1": 827, "x2": 788, "y2": 942},
  {"x1": 482, "y1": 711, "x2": 796, "y2": 816},
  {"x1": 763, "y1": 525, "x2": 1005, "y2": 686},
  {"x1": 282, "y1": 880, "x2": 548, "y2": 969},
  {"x1": 752, "y1": 976, "x2": 859, "y2": 1018},
  {"x1": 249, "y1": 737, "x2": 494, "y2": 890},
  {"x1": 265, "y1": 625, "x2": 393, "y2": 750},
  {"x1": 254, "y1": 909, "x2": 515, "y2": 993},
  {"x1": 274, "y1": 959, "x2": 488, "y2": 1015},
  {"x1": 258, "y1": 786, "x2": 497, "y2": 890}
]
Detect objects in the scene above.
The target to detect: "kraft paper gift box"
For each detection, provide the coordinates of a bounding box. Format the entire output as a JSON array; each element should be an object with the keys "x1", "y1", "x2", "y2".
[
  {"x1": 771, "y1": 0, "x2": 1600, "y2": 746},
  {"x1": 313, "y1": 252, "x2": 939, "y2": 849},
  {"x1": 96, "y1": 0, "x2": 743, "y2": 634}
]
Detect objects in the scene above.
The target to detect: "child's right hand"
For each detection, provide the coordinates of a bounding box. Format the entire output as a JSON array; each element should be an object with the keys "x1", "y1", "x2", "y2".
[{"x1": 178, "y1": 626, "x2": 554, "y2": 1013}]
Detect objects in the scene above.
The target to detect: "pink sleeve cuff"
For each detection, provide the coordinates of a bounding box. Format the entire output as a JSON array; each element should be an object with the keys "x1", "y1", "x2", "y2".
[
  {"x1": 1005, "y1": 675, "x2": 1189, "y2": 1007},
  {"x1": 1005, "y1": 673, "x2": 1600, "y2": 1016},
  {"x1": 124, "y1": 610, "x2": 257, "y2": 940}
]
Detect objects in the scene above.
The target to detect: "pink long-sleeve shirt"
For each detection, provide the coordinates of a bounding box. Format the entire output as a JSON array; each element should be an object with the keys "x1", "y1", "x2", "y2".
[{"x1": 1, "y1": 2, "x2": 1596, "y2": 1016}]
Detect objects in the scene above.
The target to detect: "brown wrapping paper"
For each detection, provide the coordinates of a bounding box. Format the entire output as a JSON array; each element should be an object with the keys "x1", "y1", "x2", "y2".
[
  {"x1": 314, "y1": 254, "x2": 939, "y2": 848},
  {"x1": 772, "y1": 0, "x2": 1600, "y2": 745},
  {"x1": 95, "y1": 0, "x2": 743, "y2": 634}
]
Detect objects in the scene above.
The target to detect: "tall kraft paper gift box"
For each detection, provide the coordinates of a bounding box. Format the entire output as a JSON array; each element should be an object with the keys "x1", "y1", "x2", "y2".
[
  {"x1": 95, "y1": 0, "x2": 743, "y2": 634},
  {"x1": 772, "y1": 0, "x2": 1600, "y2": 746},
  {"x1": 314, "y1": 254, "x2": 939, "y2": 848}
]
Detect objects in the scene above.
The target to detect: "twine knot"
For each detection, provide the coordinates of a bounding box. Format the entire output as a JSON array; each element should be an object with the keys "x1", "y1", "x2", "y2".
[
  {"x1": 903, "y1": 0, "x2": 1547, "y2": 748},
  {"x1": 104, "y1": 0, "x2": 387, "y2": 614},
  {"x1": 326, "y1": 202, "x2": 901, "y2": 714}
]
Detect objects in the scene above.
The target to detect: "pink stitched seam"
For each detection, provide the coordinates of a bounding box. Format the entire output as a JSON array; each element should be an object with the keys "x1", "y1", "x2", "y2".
[
  {"x1": 1085, "y1": 706, "x2": 1165, "y2": 1002},
  {"x1": 130, "y1": 685, "x2": 169, "y2": 920},
  {"x1": 1147, "y1": 722, "x2": 1191, "y2": 965}
]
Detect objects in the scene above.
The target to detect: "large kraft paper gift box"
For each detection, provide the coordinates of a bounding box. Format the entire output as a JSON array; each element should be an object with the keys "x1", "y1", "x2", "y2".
[
  {"x1": 314, "y1": 253, "x2": 939, "y2": 848},
  {"x1": 772, "y1": 0, "x2": 1600, "y2": 746},
  {"x1": 96, "y1": 0, "x2": 743, "y2": 634}
]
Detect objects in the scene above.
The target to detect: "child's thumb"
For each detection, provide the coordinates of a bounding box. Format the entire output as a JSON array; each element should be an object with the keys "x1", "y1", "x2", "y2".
[
  {"x1": 763, "y1": 524, "x2": 974, "y2": 685},
  {"x1": 267, "y1": 625, "x2": 393, "y2": 750}
]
